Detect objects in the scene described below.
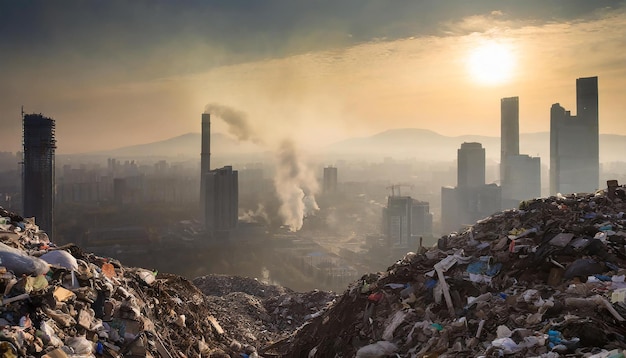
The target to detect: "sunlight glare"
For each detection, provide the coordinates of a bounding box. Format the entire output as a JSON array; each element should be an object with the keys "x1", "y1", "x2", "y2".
[{"x1": 467, "y1": 41, "x2": 516, "y2": 85}]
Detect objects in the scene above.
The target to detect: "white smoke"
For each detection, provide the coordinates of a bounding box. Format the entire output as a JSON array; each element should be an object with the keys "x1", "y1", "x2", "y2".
[
  {"x1": 204, "y1": 103, "x2": 263, "y2": 144},
  {"x1": 239, "y1": 204, "x2": 270, "y2": 224},
  {"x1": 274, "y1": 140, "x2": 320, "y2": 232},
  {"x1": 204, "y1": 103, "x2": 319, "y2": 231}
]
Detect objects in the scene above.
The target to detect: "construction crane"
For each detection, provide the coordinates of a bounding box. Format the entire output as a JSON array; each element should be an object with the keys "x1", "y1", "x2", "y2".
[{"x1": 386, "y1": 184, "x2": 414, "y2": 197}]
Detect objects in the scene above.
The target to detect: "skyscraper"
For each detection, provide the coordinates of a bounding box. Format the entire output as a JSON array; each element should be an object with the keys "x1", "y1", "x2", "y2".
[
  {"x1": 205, "y1": 166, "x2": 238, "y2": 235},
  {"x1": 457, "y1": 142, "x2": 485, "y2": 188},
  {"x1": 500, "y1": 96, "x2": 519, "y2": 188},
  {"x1": 442, "y1": 142, "x2": 501, "y2": 234},
  {"x1": 200, "y1": 113, "x2": 211, "y2": 224},
  {"x1": 200, "y1": 112, "x2": 238, "y2": 237},
  {"x1": 22, "y1": 113, "x2": 56, "y2": 238},
  {"x1": 323, "y1": 166, "x2": 338, "y2": 193},
  {"x1": 500, "y1": 97, "x2": 541, "y2": 207},
  {"x1": 550, "y1": 76, "x2": 599, "y2": 194}
]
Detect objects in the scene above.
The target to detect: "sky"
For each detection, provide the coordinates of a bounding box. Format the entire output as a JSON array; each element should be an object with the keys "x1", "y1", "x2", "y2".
[{"x1": 1, "y1": 0, "x2": 625, "y2": 154}]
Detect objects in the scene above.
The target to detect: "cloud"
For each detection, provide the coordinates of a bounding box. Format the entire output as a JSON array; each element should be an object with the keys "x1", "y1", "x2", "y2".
[{"x1": 2, "y1": 2, "x2": 626, "y2": 154}]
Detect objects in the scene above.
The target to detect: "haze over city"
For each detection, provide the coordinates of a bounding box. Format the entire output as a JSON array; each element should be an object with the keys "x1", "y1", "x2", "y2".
[{"x1": 1, "y1": 0, "x2": 626, "y2": 154}]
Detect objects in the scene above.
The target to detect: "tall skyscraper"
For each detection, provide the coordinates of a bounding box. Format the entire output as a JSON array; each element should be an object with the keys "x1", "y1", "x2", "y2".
[
  {"x1": 200, "y1": 112, "x2": 238, "y2": 237},
  {"x1": 382, "y1": 195, "x2": 433, "y2": 250},
  {"x1": 200, "y1": 113, "x2": 211, "y2": 224},
  {"x1": 500, "y1": 96, "x2": 519, "y2": 187},
  {"x1": 550, "y1": 76, "x2": 599, "y2": 194},
  {"x1": 323, "y1": 166, "x2": 338, "y2": 193},
  {"x1": 442, "y1": 142, "x2": 501, "y2": 234},
  {"x1": 205, "y1": 166, "x2": 238, "y2": 235},
  {"x1": 457, "y1": 142, "x2": 485, "y2": 188},
  {"x1": 500, "y1": 97, "x2": 541, "y2": 207},
  {"x1": 22, "y1": 113, "x2": 56, "y2": 238}
]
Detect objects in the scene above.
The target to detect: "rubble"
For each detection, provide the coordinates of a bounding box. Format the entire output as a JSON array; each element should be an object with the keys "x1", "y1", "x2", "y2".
[
  {"x1": 10, "y1": 182, "x2": 626, "y2": 357},
  {"x1": 0, "y1": 207, "x2": 304, "y2": 357},
  {"x1": 193, "y1": 275, "x2": 338, "y2": 349},
  {"x1": 268, "y1": 183, "x2": 626, "y2": 357}
]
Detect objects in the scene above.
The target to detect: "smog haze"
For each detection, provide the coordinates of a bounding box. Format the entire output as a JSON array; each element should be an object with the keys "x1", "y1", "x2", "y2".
[{"x1": 1, "y1": 0, "x2": 626, "y2": 154}]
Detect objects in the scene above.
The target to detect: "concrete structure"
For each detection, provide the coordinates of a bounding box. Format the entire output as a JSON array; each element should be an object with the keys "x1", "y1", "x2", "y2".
[
  {"x1": 458, "y1": 142, "x2": 485, "y2": 188},
  {"x1": 383, "y1": 195, "x2": 433, "y2": 249},
  {"x1": 382, "y1": 196, "x2": 433, "y2": 249},
  {"x1": 323, "y1": 166, "x2": 338, "y2": 193},
  {"x1": 383, "y1": 196, "x2": 412, "y2": 248},
  {"x1": 205, "y1": 166, "x2": 238, "y2": 236},
  {"x1": 200, "y1": 113, "x2": 211, "y2": 225},
  {"x1": 500, "y1": 97, "x2": 519, "y2": 190},
  {"x1": 200, "y1": 112, "x2": 239, "y2": 237},
  {"x1": 442, "y1": 142, "x2": 502, "y2": 234},
  {"x1": 500, "y1": 96, "x2": 541, "y2": 207},
  {"x1": 411, "y1": 200, "x2": 433, "y2": 237},
  {"x1": 550, "y1": 76, "x2": 599, "y2": 195},
  {"x1": 22, "y1": 113, "x2": 56, "y2": 238},
  {"x1": 502, "y1": 155, "x2": 541, "y2": 208}
]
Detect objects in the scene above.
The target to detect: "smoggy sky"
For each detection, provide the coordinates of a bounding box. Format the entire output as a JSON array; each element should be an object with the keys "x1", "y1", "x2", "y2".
[{"x1": 1, "y1": 0, "x2": 625, "y2": 154}]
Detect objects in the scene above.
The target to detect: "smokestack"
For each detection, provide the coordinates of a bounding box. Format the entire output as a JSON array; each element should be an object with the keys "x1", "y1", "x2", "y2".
[{"x1": 200, "y1": 113, "x2": 211, "y2": 225}]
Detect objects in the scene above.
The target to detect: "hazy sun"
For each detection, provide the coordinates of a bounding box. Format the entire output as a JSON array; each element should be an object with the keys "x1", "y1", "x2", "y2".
[{"x1": 467, "y1": 41, "x2": 515, "y2": 85}]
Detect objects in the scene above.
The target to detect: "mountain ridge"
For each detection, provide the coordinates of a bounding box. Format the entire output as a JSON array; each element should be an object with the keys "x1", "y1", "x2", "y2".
[{"x1": 82, "y1": 129, "x2": 626, "y2": 163}]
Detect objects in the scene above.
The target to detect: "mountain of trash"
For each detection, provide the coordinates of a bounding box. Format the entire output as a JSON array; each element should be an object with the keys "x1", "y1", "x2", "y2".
[
  {"x1": 0, "y1": 206, "x2": 337, "y2": 357},
  {"x1": 267, "y1": 182, "x2": 626, "y2": 357},
  {"x1": 5, "y1": 181, "x2": 626, "y2": 357}
]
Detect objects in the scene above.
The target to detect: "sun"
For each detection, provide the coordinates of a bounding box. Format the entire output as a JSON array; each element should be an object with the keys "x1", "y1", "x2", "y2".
[{"x1": 467, "y1": 41, "x2": 516, "y2": 85}]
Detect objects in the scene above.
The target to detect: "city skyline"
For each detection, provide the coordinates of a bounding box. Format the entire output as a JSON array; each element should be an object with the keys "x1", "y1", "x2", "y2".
[{"x1": 1, "y1": 1, "x2": 625, "y2": 154}]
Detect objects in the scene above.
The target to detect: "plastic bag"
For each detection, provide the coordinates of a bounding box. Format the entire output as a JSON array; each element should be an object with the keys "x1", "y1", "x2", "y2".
[
  {"x1": 0, "y1": 242, "x2": 49, "y2": 276},
  {"x1": 40, "y1": 250, "x2": 78, "y2": 271}
]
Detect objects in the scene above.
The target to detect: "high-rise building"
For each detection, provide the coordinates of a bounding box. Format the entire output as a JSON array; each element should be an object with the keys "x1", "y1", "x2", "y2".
[
  {"x1": 504, "y1": 155, "x2": 541, "y2": 206},
  {"x1": 500, "y1": 97, "x2": 519, "y2": 188},
  {"x1": 205, "y1": 166, "x2": 238, "y2": 236},
  {"x1": 500, "y1": 97, "x2": 541, "y2": 207},
  {"x1": 200, "y1": 112, "x2": 239, "y2": 237},
  {"x1": 411, "y1": 200, "x2": 433, "y2": 236},
  {"x1": 22, "y1": 113, "x2": 56, "y2": 238},
  {"x1": 200, "y1": 113, "x2": 211, "y2": 224},
  {"x1": 442, "y1": 142, "x2": 501, "y2": 234},
  {"x1": 382, "y1": 195, "x2": 433, "y2": 249},
  {"x1": 383, "y1": 196, "x2": 412, "y2": 248},
  {"x1": 323, "y1": 166, "x2": 338, "y2": 193},
  {"x1": 550, "y1": 76, "x2": 599, "y2": 194},
  {"x1": 458, "y1": 142, "x2": 485, "y2": 188}
]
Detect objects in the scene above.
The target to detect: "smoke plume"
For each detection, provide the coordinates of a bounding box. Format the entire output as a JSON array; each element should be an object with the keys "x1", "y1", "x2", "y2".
[
  {"x1": 204, "y1": 103, "x2": 320, "y2": 231},
  {"x1": 274, "y1": 140, "x2": 320, "y2": 232},
  {"x1": 204, "y1": 103, "x2": 263, "y2": 144},
  {"x1": 239, "y1": 204, "x2": 270, "y2": 225}
]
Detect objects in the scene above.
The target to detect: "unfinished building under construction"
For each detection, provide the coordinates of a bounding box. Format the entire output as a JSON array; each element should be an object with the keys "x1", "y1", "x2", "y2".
[{"x1": 22, "y1": 113, "x2": 56, "y2": 238}]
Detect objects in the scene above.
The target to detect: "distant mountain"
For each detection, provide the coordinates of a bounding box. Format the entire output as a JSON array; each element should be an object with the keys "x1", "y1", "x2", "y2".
[
  {"x1": 325, "y1": 128, "x2": 626, "y2": 163},
  {"x1": 325, "y1": 128, "x2": 501, "y2": 161},
  {"x1": 93, "y1": 132, "x2": 265, "y2": 158},
  {"x1": 87, "y1": 128, "x2": 626, "y2": 164}
]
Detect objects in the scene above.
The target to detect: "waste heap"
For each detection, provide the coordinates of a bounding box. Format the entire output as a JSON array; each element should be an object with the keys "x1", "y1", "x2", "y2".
[
  {"x1": 0, "y1": 207, "x2": 272, "y2": 357},
  {"x1": 193, "y1": 275, "x2": 338, "y2": 349},
  {"x1": 268, "y1": 182, "x2": 626, "y2": 357}
]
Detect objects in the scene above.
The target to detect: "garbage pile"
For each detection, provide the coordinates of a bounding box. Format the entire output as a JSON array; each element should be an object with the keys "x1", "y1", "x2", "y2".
[
  {"x1": 268, "y1": 183, "x2": 626, "y2": 357},
  {"x1": 193, "y1": 275, "x2": 290, "y2": 298},
  {"x1": 0, "y1": 207, "x2": 273, "y2": 357},
  {"x1": 193, "y1": 275, "x2": 338, "y2": 349}
]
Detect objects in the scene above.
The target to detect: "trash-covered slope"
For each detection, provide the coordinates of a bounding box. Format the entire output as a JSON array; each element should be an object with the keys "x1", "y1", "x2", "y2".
[
  {"x1": 268, "y1": 184, "x2": 626, "y2": 357},
  {"x1": 0, "y1": 207, "x2": 270, "y2": 357},
  {"x1": 193, "y1": 275, "x2": 338, "y2": 350}
]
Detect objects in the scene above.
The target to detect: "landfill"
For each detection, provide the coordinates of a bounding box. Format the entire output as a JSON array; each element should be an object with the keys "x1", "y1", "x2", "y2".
[
  {"x1": 268, "y1": 182, "x2": 626, "y2": 357},
  {"x1": 0, "y1": 206, "x2": 337, "y2": 357},
  {"x1": 5, "y1": 181, "x2": 626, "y2": 357}
]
